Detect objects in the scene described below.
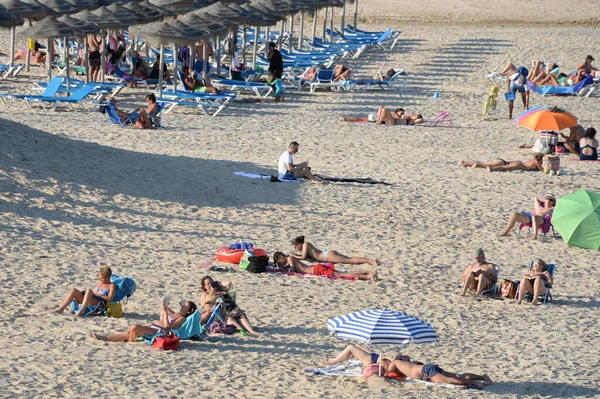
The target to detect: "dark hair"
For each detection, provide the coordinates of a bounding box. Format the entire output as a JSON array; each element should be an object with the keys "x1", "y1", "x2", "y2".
[
  {"x1": 414, "y1": 114, "x2": 423, "y2": 119},
  {"x1": 533, "y1": 152, "x2": 544, "y2": 161},
  {"x1": 292, "y1": 235, "x2": 305, "y2": 245},
  {"x1": 268, "y1": 41, "x2": 276, "y2": 48},
  {"x1": 395, "y1": 108, "x2": 404, "y2": 114},
  {"x1": 200, "y1": 276, "x2": 214, "y2": 292},
  {"x1": 289, "y1": 141, "x2": 299, "y2": 148},
  {"x1": 557, "y1": 73, "x2": 567, "y2": 79},
  {"x1": 273, "y1": 251, "x2": 286, "y2": 266},
  {"x1": 185, "y1": 301, "x2": 197, "y2": 317},
  {"x1": 145, "y1": 93, "x2": 157, "y2": 103},
  {"x1": 584, "y1": 127, "x2": 596, "y2": 139}
]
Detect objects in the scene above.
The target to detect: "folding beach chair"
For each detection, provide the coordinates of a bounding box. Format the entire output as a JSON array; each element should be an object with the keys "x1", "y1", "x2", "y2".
[
  {"x1": 346, "y1": 69, "x2": 407, "y2": 91},
  {"x1": 70, "y1": 275, "x2": 137, "y2": 317},
  {"x1": 430, "y1": 111, "x2": 454, "y2": 127},
  {"x1": 455, "y1": 264, "x2": 500, "y2": 297},
  {"x1": 517, "y1": 212, "x2": 556, "y2": 238},
  {"x1": 102, "y1": 101, "x2": 140, "y2": 127},
  {"x1": 514, "y1": 262, "x2": 556, "y2": 304},
  {"x1": 143, "y1": 310, "x2": 204, "y2": 345},
  {"x1": 0, "y1": 76, "x2": 65, "y2": 106}
]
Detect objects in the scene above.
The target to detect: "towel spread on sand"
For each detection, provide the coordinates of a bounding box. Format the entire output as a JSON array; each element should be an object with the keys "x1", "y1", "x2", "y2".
[
  {"x1": 266, "y1": 265, "x2": 358, "y2": 281},
  {"x1": 304, "y1": 360, "x2": 465, "y2": 389},
  {"x1": 234, "y1": 172, "x2": 300, "y2": 182}
]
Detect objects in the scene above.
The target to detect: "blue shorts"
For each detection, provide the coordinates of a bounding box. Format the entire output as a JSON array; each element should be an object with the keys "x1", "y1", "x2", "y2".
[
  {"x1": 281, "y1": 170, "x2": 298, "y2": 181},
  {"x1": 370, "y1": 353, "x2": 380, "y2": 364},
  {"x1": 422, "y1": 364, "x2": 443, "y2": 381},
  {"x1": 510, "y1": 82, "x2": 526, "y2": 94}
]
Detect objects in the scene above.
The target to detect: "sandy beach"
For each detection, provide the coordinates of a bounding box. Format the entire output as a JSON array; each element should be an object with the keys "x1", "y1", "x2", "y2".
[{"x1": 1, "y1": 3, "x2": 600, "y2": 398}]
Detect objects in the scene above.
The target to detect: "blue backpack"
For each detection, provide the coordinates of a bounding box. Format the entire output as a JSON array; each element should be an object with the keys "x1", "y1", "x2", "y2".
[{"x1": 111, "y1": 275, "x2": 137, "y2": 303}]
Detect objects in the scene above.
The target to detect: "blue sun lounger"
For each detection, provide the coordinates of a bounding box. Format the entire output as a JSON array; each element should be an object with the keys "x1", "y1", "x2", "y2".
[
  {"x1": 24, "y1": 84, "x2": 105, "y2": 111},
  {"x1": 532, "y1": 75, "x2": 596, "y2": 97},
  {"x1": 0, "y1": 76, "x2": 64, "y2": 106}
]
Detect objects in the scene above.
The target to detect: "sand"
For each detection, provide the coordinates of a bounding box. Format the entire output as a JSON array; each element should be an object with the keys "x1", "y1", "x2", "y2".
[{"x1": 1, "y1": 5, "x2": 600, "y2": 399}]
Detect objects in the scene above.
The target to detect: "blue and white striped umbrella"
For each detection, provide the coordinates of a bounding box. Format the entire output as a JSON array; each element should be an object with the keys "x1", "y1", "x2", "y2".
[{"x1": 327, "y1": 309, "x2": 438, "y2": 345}]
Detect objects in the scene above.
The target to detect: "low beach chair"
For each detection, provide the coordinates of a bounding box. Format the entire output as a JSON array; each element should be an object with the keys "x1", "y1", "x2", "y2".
[
  {"x1": 143, "y1": 310, "x2": 204, "y2": 346},
  {"x1": 346, "y1": 69, "x2": 407, "y2": 91},
  {"x1": 0, "y1": 76, "x2": 65, "y2": 106},
  {"x1": 426, "y1": 111, "x2": 454, "y2": 127},
  {"x1": 70, "y1": 275, "x2": 137, "y2": 317},
  {"x1": 531, "y1": 75, "x2": 596, "y2": 97},
  {"x1": 514, "y1": 261, "x2": 556, "y2": 304},
  {"x1": 517, "y1": 213, "x2": 556, "y2": 238},
  {"x1": 103, "y1": 101, "x2": 140, "y2": 127}
]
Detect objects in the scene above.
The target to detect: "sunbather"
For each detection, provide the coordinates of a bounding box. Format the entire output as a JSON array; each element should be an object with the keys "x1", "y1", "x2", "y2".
[
  {"x1": 324, "y1": 344, "x2": 402, "y2": 376},
  {"x1": 458, "y1": 153, "x2": 544, "y2": 172},
  {"x1": 386, "y1": 357, "x2": 493, "y2": 388},
  {"x1": 573, "y1": 55, "x2": 597, "y2": 84},
  {"x1": 54, "y1": 266, "x2": 116, "y2": 316},
  {"x1": 273, "y1": 252, "x2": 378, "y2": 281},
  {"x1": 200, "y1": 276, "x2": 259, "y2": 335},
  {"x1": 500, "y1": 195, "x2": 556, "y2": 239},
  {"x1": 341, "y1": 107, "x2": 423, "y2": 125},
  {"x1": 148, "y1": 54, "x2": 169, "y2": 80},
  {"x1": 1, "y1": 45, "x2": 46, "y2": 64},
  {"x1": 132, "y1": 54, "x2": 149, "y2": 79},
  {"x1": 579, "y1": 127, "x2": 598, "y2": 161},
  {"x1": 558, "y1": 124, "x2": 585, "y2": 155},
  {"x1": 515, "y1": 258, "x2": 552, "y2": 305},
  {"x1": 333, "y1": 64, "x2": 352, "y2": 81},
  {"x1": 292, "y1": 235, "x2": 378, "y2": 267},
  {"x1": 107, "y1": 94, "x2": 157, "y2": 129},
  {"x1": 90, "y1": 299, "x2": 197, "y2": 342},
  {"x1": 182, "y1": 66, "x2": 218, "y2": 94},
  {"x1": 459, "y1": 248, "x2": 498, "y2": 298}
]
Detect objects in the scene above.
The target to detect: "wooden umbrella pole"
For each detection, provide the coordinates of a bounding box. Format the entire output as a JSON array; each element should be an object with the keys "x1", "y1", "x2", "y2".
[
  {"x1": 341, "y1": 0, "x2": 346, "y2": 33},
  {"x1": 242, "y1": 27, "x2": 247, "y2": 65},
  {"x1": 158, "y1": 44, "x2": 164, "y2": 97},
  {"x1": 84, "y1": 35, "x2": 89, "y2": 84},
  {"x1": 322, "y1": 8, "x2": 327, "y2": 38},
  {"x1": 288, "y1": 14, "x2": 294, "y2": 53},
  {"x1": 47, "y1": 37, "x2": 52, "y2": 81},
  {"x1": 252, "y1": 25, "x2": 258, "y2": 68},
  {"x1": 64, "y1": 36, "x2": 70, "y2": 91},
  {"x1": 202, "y1": 39, "x2": 208, "y2": 81},
  {"x1": 100, "y1": 32, "x2": 106, "y2": 83},
  {"x1": 215, "y1": 35, "x2": 221, "y2": 76},
  {"x1": 329, "y1": 7, "x2": 334, "y2": 42},
  {"x1": 277, "y1": 19, "x2": 284, "y2": 47},
  {"x1": 298, "y1": 11, "x2": 304, "y2": 49},
  {"x1": 172, "y1": 41, "x2": 177, "y2": 92},
  {"x1": 311, "y1": 10, "x2": 317, "y2": 43},
  {"x1": 9, "y1": 26, "x2": 15, "y2": 68}
]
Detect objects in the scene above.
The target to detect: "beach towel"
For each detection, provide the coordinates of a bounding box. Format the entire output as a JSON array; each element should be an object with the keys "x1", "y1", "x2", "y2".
[
  {"x1": 233, "y1": 172, "x2": 300, "y2": 182},
  {"x1": 313, "y1": 174, "x2": 392, "y2": 186},
  {"x1": 304, "y1": 360, "x2": 466, "y2": 389},
  {"x1": 266, "y1": 265, "x2": 358, "y2": 281}
]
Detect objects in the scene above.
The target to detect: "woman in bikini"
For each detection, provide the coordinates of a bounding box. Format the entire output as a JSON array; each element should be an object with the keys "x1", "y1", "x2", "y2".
[
  {"x1": 91, "y1": 300, "x2": 197, "y2": 342},
  {"x1": 500, "y1": 195, "x2": 556, "y2": 239},
  {"x1": 516, "y1": 258, "x2": 553, "y2": 305},
  {"x1": 340, "y1": 107, "x2": 423, "y2": 125},
  {"x1": 54, "y1": 266, "x2": 116, "y2": 316},
  {"x1": 323, "y1": 345, "x2": 402, "y2": 377},
  {"x1": 273, "y1": 252, "x2": 378, "y2": 281},
  {"x1": 291, "y1": 236, "x2": 378, "y2": 267},
  {"x1": 458, "y1": 153, "x2": 544, "y2": 172}
]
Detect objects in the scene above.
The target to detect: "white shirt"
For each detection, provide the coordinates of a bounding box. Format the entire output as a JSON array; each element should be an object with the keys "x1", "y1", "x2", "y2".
[{"x1": 278, "y1": 151, "x2": 293, "y2": 179}]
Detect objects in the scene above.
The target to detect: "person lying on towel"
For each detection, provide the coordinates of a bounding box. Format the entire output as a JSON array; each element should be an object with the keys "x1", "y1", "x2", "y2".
[
  {"x1": 341, "y1": 106, "x2": 423, "y2": 125},
  {"x1": 323, "y1": 344, "x2": 404, "y2": 378},
  {"x1": 273, "y1": 252, "x2": 377, "y2": 281}
]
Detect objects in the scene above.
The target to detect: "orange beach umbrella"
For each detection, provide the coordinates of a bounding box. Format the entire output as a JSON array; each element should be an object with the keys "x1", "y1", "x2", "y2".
[{"x1": 516, "y1": 108, "x2": 578, "y2": 132}]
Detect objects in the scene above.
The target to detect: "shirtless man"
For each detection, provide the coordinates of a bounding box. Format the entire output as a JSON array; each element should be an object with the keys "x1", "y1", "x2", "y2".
[
  {"x1": 385, "y1": 356, "x2": 493, "y2": 388},
  {"x1": 273, "y1": 252, "x2": 377, "y2": 281},
  {"x1": 194, "y1": 40, "x2": 214, "y2": 76},
  {"x1": 459, "y1": 248, "x2": 498, "y2": 298},
  {"x1": 87, "y1": 33, "x2": 101, "y2": 82},
  {"x1": 501, "y1": 195, "x2": 556, "y2": 240},
  {"x1": 559, "y1": 124, "x2": 585, "y2": 155}
]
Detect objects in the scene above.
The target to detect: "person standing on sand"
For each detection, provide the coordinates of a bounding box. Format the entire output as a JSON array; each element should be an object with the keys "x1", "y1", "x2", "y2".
[
  {"x1": 507, "y1": 66, "x2": 529, "y2": 119},
  {"x1": 88, "y1": 33, "x2": 101, "y2": 82},
  {"x1": 277, "y1": 141, "x2": 322, "y2": 183},
  {"x1": 459, "y1": 248, "x2": 497, "y2": 298}
]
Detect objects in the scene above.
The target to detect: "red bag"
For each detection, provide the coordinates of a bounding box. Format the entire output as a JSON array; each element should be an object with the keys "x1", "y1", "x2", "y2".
[
  {"x1": 500, "y1": 279, "x2": 518, "y2": 299},
  {"x1": 152, "y1": 334, "x2": 180, "y2": 350}
]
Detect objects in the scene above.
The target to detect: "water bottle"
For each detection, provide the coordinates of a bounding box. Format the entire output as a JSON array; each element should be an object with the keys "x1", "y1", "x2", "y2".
[{"x1": 433, "y1": 92, "x2": 440, "y2": 99}]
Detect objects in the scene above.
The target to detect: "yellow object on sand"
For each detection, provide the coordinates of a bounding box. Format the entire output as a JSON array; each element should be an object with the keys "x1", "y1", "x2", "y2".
[{"x1": 482, "y1": 85, "x2": 499, "y2": 117}]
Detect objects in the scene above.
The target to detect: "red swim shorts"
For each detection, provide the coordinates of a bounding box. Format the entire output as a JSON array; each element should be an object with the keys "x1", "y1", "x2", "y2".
[{"x1": 313, "y1": 263, "x2": 335, "y2": 277}]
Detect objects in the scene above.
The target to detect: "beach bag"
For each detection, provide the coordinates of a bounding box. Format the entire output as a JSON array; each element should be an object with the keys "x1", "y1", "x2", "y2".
[
  {"x1": 246, "y1": 255, "x2": 268, "y2": 274},
  {"x1": 238, "y1": 249, "x2": 255, "y2": 270},
  {"x1": 105, "y1": 302, "x2": 123, "y2": 318},
  {"x1": 532, "y1": 139, "x2": 553, "y2": 154},
  {"x1": 539, "y1": 131, "x2": 559, "y2": 146},
  {"x1": 542, "y1": 155, "x2": 561, "y2": 174},
  {"x1": 209, "y1": 321, "x2": 237, "y2": 335},
  {"x1": 152, "y1": 334, "x2": 180, "y2": 350},
  {"x1": 500, "y1": 280, "x2": 518, "y2": 299}
]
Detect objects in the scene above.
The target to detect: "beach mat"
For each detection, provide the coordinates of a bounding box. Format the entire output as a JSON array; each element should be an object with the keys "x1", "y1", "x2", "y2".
[{"x1": 314, "y1": 174, "x2": 392, "y2": 186}]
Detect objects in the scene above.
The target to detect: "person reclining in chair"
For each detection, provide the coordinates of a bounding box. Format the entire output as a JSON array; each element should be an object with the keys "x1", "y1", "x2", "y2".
[
  {"x1": 54, "y1": 266, "x2": 116, "y2": 316},
  {"x1": 107, "y1": 94, "x2": 158, "y2": 129},
  {"x1": 277, "y1": 141, "x2": 322, "y2": 183},
  {"x1": 182, "y1": 66, "x2": 218, "y2": 94},
  {"x1": 515, "y1": 258, "x2": 553, "y2": 305},
  {"x1": 459, "y1": 248, "x2": 498, "y2": 298},
  {"x1": 500, "y1": 195, "x2": 556, "y2": 240}
]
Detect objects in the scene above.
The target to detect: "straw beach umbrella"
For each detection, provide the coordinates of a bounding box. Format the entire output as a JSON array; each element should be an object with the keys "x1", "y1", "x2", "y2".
[
  {"x1": 65, "y1": 0, "x2": 104, "y2": 10},
  {"x1": 148, "y1": 0, "x2": 195, "y2": 13},
  {"x1": 41, "y1": 0, "x2": 79, "y2": 15},
  {"x1": 0, "y1": 4, "x2": 23, "y2": 29},
  {"x1": 19, "y1": 16, "x2": 83, "y2": 82},
  {"x1": 0, "y1": 0, "x2": 48, "y2": 69}
]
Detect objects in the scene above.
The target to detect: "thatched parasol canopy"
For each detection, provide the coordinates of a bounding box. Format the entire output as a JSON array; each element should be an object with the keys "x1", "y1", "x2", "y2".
[
  {"x1": 19, "y1": 15, "x2": 83, "y2": 37},
  {"x1": 57, "y1": 13, "x2": 99, "y2": 34},
  {"x1": 0, "y1": 4, "x2": 23, "y2": 28}
]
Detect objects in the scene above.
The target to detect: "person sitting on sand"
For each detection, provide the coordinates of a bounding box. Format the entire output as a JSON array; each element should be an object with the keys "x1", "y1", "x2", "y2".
[
  {"x1": 278, "y1": 141, "x2": 322, "y2": 183},
  {"x1": 515, "y1": 258, "x2": 553, "y2": 305},
  {"x1": 459, "y1": 248, "x2": 498, "y2": 298},
  {"x1": 500, "y1": 195, "x2": 556, "y2": 240},
  {"x1": 273, "y1": 252, "x2": 378, "y2": 281},
  {"x1": 183, "y1": 66, "x2": 219, "y2": 94},
  {"x1": 386, "y1": 356, "x2": 493, "y2": 388},
  {"x1": 54, "y1": 266, "x2": 116, "y2": 316},
  {"x1": 291, "y1": 235, "x2": 379, "y2": 267},
  {"x1": 91, "y1": 299, "x2": 197, "y2": 342},
  {"x1": 200, "y1": 276, "x2": 259, "y2": 335},
  {"x1": 458, "y1": 153, "x2": 544, "y2": 172},
  {"x1": 557, "y1": 124, "x2": 586, "y2": 155},
  {"x1": 107, "y1": 94, "x2": 158, "y2": 129},
  {"x1": 579, "y1": 127, "x2": 598, "y2": 161}
]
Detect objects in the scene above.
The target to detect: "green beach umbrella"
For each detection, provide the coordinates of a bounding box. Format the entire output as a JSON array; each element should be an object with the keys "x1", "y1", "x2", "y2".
[{"x1": 552, "y1": 189, "x2": 600, "y2": 250}]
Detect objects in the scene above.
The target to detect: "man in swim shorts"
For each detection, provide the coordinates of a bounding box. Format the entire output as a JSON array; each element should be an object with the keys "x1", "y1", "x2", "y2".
[
  {"x1": 507, "y1": 66, "x2": 529, "y2": 119},
  {"x1": 386, "y1": 356, "x2": 493, "y2": 388},
  {"x1": 459, "y1": 248, "x2": 498, "y2": 298}
]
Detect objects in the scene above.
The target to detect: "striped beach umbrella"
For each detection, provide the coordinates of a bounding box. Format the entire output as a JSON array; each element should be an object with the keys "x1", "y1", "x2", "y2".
[{"x1": 327, "y1": 308, "x2": 438, "y2": 345}]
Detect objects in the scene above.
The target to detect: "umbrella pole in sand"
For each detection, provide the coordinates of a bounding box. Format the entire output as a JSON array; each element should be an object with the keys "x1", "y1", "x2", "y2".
[
  {"x1": 288, "y1": 14, "x2": 294, "y2": 53},
  {"x1": 100, "y1": 32, "x2": 105, "y2": 83},
  {"x1": 215, "y1": 35, "x2": 221, "y2": 76},
  {"x1": 277, "y1": 19, "x2": 284, "y2": 48},
  {"x1": 158, "y1": 44, "x2": 164, "y2": 98},
  {"x1": 341, "y1": 0, "x2": 345, "y2": 32},
  {"x1": 329, "y1": 7, "x2": 334, "y2": 42},
  {"x1": 25, "y1": 22, "x2": 31, "y2": 72},
  {"x1": 172, "y1": 41, "x2": 177, "y2": 92},
  {"x1": 353, "y1": 0, "x2": 358, "y2": 32},
  {"x1": 322, "y1": 7, "x2": 327, "y2": 38},
  {"x1": 265, "y1": 26, "x2": 270, "y2": 49},
  {"x1": 311, "y1": 10, "x2": 317, "y2": 44},
  {"x1": 298, "y1": 11, "x2": 304, "y2": 49},
  {"x1": 84, "y1": 36, "x2": 89, "y2": 84},
  {"x1": 145, "y1": 37, "x2": 150, "y2": 74},
  {"x1": 64, "y1": 36, "x2": 70, "y2": 91},
  {"x1": 242, "y1": 27, "x2": 247, "y2": 65},
  {"x1": 252, "y1": 25, "x2": 258, "y2": 68},
  {"x1": 9, "y1": 26, "x2": 15, "y2": 68},
  {"x1": 202, "y1": 40, "x2": 208, "y2": 82},
  {"x1": 47, "y1": 38, "x2": 52, "y2": 81}
]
